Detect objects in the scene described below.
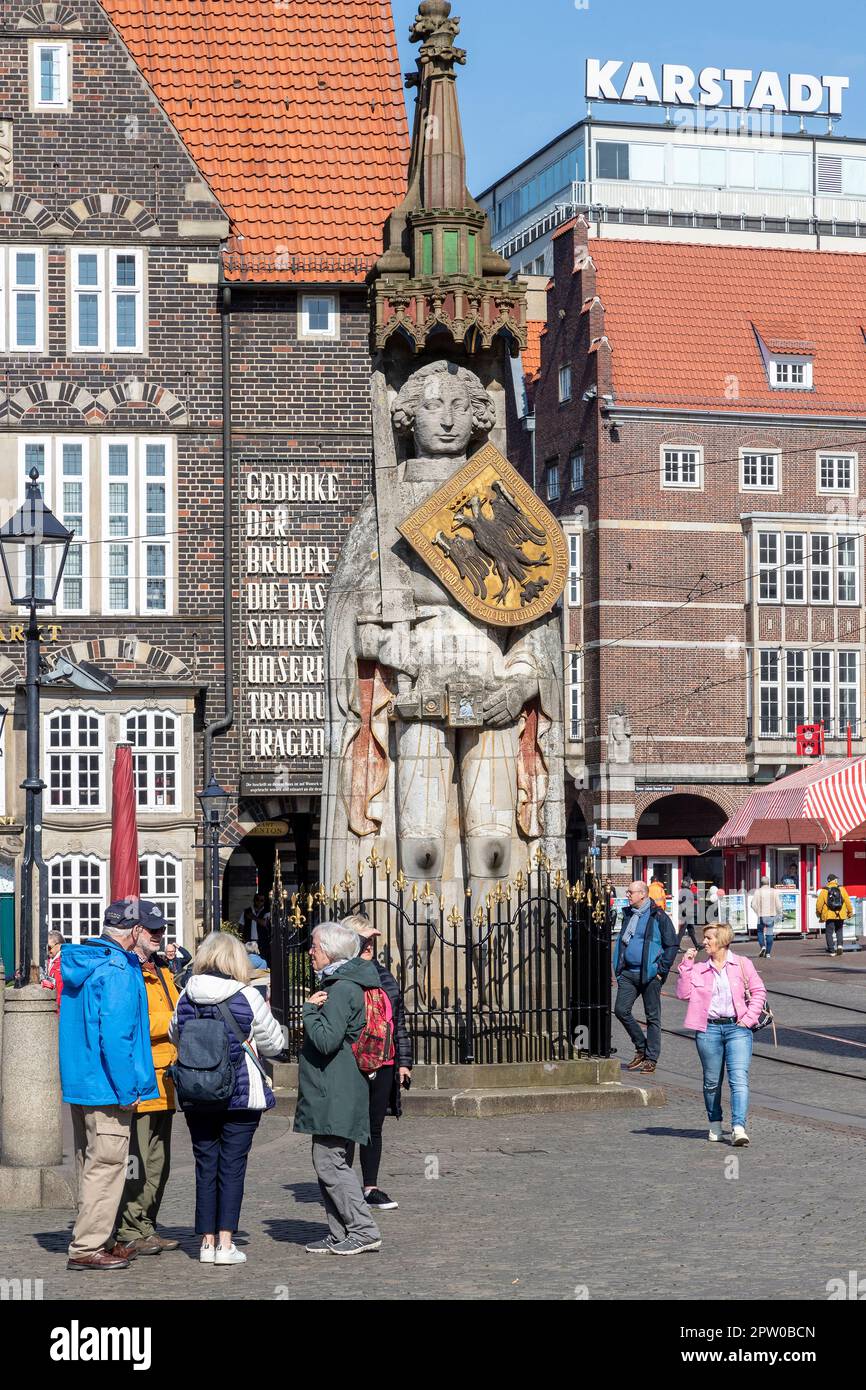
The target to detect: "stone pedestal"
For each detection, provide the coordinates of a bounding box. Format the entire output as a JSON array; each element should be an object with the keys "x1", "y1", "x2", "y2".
[{"x1": 0, "y1": 984, "x2": 74, "y2": 1208}]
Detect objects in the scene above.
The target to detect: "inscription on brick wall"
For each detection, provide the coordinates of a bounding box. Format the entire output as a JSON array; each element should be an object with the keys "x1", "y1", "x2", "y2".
[{"x1": 239, "y1": 458, "x2": 344, "y2": 793}]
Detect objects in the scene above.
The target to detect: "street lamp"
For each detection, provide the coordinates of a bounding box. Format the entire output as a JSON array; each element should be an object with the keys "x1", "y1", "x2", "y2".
[
  {"x1": 0, "y1": 468, "x2": 73, "y2": 984},
  {"x1": 197, "y1": 775, "x2": 231, "y2": 935}
]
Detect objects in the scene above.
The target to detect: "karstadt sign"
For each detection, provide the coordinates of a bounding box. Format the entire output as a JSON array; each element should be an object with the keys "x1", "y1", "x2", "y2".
[{"x1": 586, "y1": 60, "x2": 849, "y2": 116}]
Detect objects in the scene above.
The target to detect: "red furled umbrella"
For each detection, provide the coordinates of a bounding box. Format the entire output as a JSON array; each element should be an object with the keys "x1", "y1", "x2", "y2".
[{"x1": 110, "y1": 742, "x2": 140, "y2": 901}]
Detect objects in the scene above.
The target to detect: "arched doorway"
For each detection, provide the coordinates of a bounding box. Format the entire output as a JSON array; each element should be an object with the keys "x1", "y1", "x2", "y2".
[
  {"x1": 221, "y1": 797, "x2": 321, "y2": 926},
  {"x1": 637, "y1": 794, "x2": 727, "y2": 889}
]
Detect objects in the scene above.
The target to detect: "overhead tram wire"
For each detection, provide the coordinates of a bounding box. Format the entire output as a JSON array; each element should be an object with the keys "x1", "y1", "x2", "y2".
[{"x1": 591, "y1": 432, "x2": 866, "y2": 486}]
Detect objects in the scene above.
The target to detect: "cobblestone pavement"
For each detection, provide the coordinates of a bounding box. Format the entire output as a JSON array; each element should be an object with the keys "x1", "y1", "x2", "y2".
[{"x1": 1, "y1": 939, "x2": 863, "y2": 1301}]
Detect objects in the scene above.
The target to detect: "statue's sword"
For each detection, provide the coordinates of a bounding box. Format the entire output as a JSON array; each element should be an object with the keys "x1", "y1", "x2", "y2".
[{"x1": 360, "y1": 367, "x2": 417, "y2": 704}]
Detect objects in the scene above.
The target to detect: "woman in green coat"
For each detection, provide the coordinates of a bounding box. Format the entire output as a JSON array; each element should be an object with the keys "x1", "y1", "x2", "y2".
[{"x1": 294, "y1": 921, "x2": 384, "y2": 1256}]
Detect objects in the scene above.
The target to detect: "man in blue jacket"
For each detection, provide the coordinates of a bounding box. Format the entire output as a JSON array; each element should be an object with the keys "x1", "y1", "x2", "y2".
[
  {"x1": 613, "y1": 881, "x2": 678, "y2": 1075},
  {"x1": 59, "y1": 898, "x2": 162, "y2": 1271}
]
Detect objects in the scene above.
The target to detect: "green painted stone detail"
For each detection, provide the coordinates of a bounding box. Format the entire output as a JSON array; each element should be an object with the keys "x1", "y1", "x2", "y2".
[{"x1": 443, "y1": 229, "x2": 459, "y2": 274}]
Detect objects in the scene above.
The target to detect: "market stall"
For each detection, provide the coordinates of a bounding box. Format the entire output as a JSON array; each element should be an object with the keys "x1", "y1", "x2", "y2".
[
  {"x1": 616, "y1": 838, "x2": 700, "y2": 928},
  {"x1": 712, "y1": 759, "x2": 866, "y2": 937}
]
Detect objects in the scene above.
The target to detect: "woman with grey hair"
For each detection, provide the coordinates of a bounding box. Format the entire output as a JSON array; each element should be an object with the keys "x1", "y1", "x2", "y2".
[{"x1": 293, "y1": 921, "x2": 384, "y2": 1256}]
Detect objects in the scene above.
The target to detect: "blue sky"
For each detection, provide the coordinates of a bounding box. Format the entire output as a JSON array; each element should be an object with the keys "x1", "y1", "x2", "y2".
[{"x1": 391, "y1": 0, "x2": 866, "y2": 192}]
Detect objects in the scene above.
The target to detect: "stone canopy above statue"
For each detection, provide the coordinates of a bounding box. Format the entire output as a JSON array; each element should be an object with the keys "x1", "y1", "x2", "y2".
[{"x1": 369, "y1": 0, "x2": 527, "y2": 357}]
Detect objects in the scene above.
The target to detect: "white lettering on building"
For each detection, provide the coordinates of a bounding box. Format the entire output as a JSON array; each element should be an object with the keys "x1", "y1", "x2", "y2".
[{"x1": 585, "y1": 59, "x2": 849, "y2": 114}]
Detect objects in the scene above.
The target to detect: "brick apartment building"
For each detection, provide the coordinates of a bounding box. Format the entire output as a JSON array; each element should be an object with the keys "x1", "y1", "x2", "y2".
[
  {"x1": 0, "y1": 0, "x2": 407, "y2": 968},
  {"x1": 524, "y1": 217, "x2": 866, "y2": 906}
]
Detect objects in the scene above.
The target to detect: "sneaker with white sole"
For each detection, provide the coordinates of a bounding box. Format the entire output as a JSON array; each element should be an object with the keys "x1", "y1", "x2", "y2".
[
  {"x1": 328, "y1": 1234, "x2": 382, "y2": 1256},
  {"x1": 199, "y1": 1241, "x2": 215, "y2": 1264},
  {"x1": 708, "y1": 1122, "x2": 723, "y2": 1142},
  {"x1": 305, "y1": 1236, "x2": 340, "y2": 1255},
  {"x1": 214, "y1": 1243, "x2": 247, "y2": 1265},
  {"x1": 731, "y1": 1125, "x2": 750, "y2": 1146},
  {"x1": 364, "y1": 1188, "x2": 398, "y2": 1210}
]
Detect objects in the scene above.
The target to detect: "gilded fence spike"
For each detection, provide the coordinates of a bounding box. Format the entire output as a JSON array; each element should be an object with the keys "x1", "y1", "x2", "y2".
[
  {"x1": 534, "y1": 845, "x2": 545, "y2": 866},
  {"x1": 447, "y1": 905, "x2": 461, "y2": 929},
  {"x1": 553, "y1": 868, "x2": 564, "y2": 891},
  {"x1": 306, "y1": 893, "x2": 314, "y2": 911},
  {"x1": 384, "y1": 856, "x2": 392, "y2": 876},
  {"x1": 395, "y1": 869, "x2": 408, "y2": 893},
  {"x1": 367, "y1": 847, "x2": 382, "y2": 870},
  {"x1": 473, "y1": 906, "x2": 484, "y2": 928},
  {"x1": 332, "y1": 884, "x2": 340, "y2": 902},
  {"x1": 411, "y1": 882, "x2": 419, "y2": 902},
  {"x1": 515, "y1": 869, "x2": 524, "y2": 891}
]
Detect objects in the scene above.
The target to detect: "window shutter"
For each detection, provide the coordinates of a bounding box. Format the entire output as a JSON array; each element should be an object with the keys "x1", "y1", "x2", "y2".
[{"x1": 817, "y1": 155, "x2": 842, "y2": 194}]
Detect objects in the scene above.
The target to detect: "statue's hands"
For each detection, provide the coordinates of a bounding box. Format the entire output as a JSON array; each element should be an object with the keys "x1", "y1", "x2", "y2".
[
  {"x1": 377, "y1": 626, "x2": 418, "y2": 679},
  {"x1": 483, "y1": 675, "x2": 539, "y2": 728}
]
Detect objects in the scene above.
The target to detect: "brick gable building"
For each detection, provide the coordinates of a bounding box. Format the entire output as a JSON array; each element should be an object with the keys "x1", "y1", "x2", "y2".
[
  {"x1": 0, "y1": 0, "x2": 407, "y2": 969},
  {"x1": 525, "y1": 217, "x2": 866, "y2": 909}
]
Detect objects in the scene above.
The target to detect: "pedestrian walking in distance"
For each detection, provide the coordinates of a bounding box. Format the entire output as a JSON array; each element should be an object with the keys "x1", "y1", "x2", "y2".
[
  {"x1": 648, "y1": 877, "x2": 667, "y2": 911},
  {"x1": 816, "y1": 874, "x2": 852, "y2": 957},
  {"x1": 170, "y1": 931, "x2": 284, "y2": 1267},
  {"x1": 677, "y1": 874, "x2": 701, "y2": 951},
  {"x1": 613, "y1": 881, "x2": 678, "y2": 1075},
  {"x1": 112, "y1": 916, "x2": 181, "y2": 1259},
  {"x1": 294, "y1": 921, "x2": 384, "y2": 1256},
  {"x1": 59, "y1": 898, "x2": 160, "y2": 1272},
  {"x1": 749, "y1": 876, "x2": 784, "y2": 958},
  {"x1": 677, "y1": 923, "x2": 767, "y2": 1146},
  {"x1": 341, "y1": 914, "x2": 413, "y2": 1211}
]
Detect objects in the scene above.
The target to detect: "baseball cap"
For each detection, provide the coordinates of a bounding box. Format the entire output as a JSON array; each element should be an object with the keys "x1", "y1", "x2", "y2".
[{"x1": 103, "y1": 898, "x2": 172, "y2": 931}]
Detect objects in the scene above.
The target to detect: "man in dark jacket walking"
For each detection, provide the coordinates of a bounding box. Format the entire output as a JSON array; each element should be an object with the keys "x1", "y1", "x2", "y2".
[
  {"x1": 612, "y1": 881, "x2": 678, "y2": 1075},
  {"x1": 294, "y1": 921, "x2": 383, "y2": 1256},
  {"x1": 342, "y1": 916, "x2": 412, "y2": 1211}
]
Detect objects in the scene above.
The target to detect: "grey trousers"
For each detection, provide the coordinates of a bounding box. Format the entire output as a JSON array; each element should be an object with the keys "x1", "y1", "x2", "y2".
[
  {"x1": 311, "y1": 1136, "x2": 381, "y2": 1242},
  {"x1": 824, "y1": 919, "x2": 845, "y2": 952}
]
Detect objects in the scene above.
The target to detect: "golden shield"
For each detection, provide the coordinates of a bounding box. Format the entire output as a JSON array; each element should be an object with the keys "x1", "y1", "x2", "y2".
[{"x1": 397, "y1": 443, "x2": 569, "y2": 627}]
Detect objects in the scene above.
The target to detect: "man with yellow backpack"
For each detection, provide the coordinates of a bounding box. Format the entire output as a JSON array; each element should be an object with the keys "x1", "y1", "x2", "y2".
[
  {"x1": 111, "y1": 912, "x2": 181, "y2": 1257},
  {"x1": 816, "y1": 875, "x2": 853, "y2": 958}
]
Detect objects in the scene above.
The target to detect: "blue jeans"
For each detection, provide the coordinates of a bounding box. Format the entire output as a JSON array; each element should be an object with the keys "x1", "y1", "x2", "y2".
[
  {"x1": 185, "y1": 1109, "x2": 260, "y2": 1235},
  {"x1": 756, "y1": 917, "x2": 775, "y2": 956},
  {"x1": 695, "y1": 1023, "x2": 753, "y2": 1129}
]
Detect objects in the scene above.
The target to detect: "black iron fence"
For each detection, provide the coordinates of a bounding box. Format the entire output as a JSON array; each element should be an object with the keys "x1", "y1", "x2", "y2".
[{"x1": 270, "y1": 848, "x2": 612, "y2": 1065}]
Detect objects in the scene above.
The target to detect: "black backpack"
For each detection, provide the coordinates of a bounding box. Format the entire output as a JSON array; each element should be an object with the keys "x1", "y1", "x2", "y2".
[
  {"x1": 169, "y1": 1001, "x2": 236, "y2": 1111},
  {"x1": 826, "y1": 884, "x2": 844, "y2": 913}
]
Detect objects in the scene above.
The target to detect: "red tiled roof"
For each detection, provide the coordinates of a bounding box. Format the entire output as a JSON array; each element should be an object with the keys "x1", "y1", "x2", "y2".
[
  {"x1": 523, "y1": 320, "x2": 545, "y2": 381},
  {"x1": 590, "y1": 240, "x2": 866, "y2": 417},
  {"x1": 100, "y1": 0, "x2": 409, "y2": 283}
]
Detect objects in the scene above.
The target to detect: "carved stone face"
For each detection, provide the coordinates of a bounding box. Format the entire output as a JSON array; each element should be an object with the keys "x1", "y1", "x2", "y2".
[{"x1": 413, "y1": 372, "x2": 474, "y2": 457}]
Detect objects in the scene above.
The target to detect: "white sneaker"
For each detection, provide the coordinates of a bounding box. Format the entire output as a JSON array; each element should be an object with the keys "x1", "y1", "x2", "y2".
[
  {"x1": 732, "y1": 1125, "x2": 750, "y2": 1147},
  {"x1": 708, "y1": 1122, "x2": 723, "y2": 1142},
  {"x1": 214, "y1": 1243, "x2": 247, "y2": 1265},
  {"x1": 200, "y1": 1241, "x2": 215, "y2": 1264}
]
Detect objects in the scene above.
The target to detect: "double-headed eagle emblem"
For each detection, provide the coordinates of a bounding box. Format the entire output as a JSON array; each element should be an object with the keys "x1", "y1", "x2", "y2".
[{"x1": 398, "y1": 443, "x2": 569, "y2": 628}]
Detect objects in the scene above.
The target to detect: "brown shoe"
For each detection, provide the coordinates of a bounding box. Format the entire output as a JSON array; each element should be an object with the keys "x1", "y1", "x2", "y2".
[
  {"x1": 131, "y1": 1234, "x2": 163, "y2": 1256},
  {"x1": 153, "y1": 1234, "x2": 180, "y2": 1251},
  {"x1": 638, "y1": 1059, "x2": 657, "y2": 1074},
  {"x1": 626, "y1": 1051, "x2": 647, "y2": 1070},
  {"x1": 107, "y1": 1241, "x2": 138, "y2": 1261},
  {"x1": 66, "y1": 1249, "x2": 130, "y2": 1271}
]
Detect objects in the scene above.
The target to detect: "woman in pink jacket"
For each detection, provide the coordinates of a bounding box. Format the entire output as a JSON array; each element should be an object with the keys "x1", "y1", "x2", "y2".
[{"x1": 676, "y1": 923, "x2": 767, "y2": 1147}]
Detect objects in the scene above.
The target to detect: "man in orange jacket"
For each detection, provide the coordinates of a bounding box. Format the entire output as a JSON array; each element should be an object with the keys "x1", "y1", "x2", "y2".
[{"x1": 110, "y1": 916, "x2": 181, "y2": 1258}]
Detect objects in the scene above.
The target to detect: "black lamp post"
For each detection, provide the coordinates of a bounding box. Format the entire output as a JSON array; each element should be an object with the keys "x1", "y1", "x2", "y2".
[
  {"x1": 197, "y1": 775, "x2": 231, "y2": 935},
  {"x1": 0, "y1": 468, "x2": 72, "y2": 984}
]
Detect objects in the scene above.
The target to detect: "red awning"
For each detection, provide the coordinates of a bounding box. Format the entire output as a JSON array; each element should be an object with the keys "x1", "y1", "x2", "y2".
[
  {"x1": 618, "y1": 839, "x2": 699, "y2": 859},
  {"x1": 740, "y1": 817, "x2": 830, "y2": 847},
  {"x1": 713, "y1": 759, "x2": 866, "y2": 847}
]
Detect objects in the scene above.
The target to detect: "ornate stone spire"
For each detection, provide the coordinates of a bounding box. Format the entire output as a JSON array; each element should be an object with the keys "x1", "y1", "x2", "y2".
[{"x1": 371, "y1": 0, "x2": 526, "y2": 357}]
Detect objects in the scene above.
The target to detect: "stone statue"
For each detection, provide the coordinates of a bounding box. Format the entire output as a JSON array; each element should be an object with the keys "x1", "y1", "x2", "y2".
[
  {"x1": 322, "y1": 359, "x2": 564, "y2": 909},
  {"x1": 608, "y1": 712, "x2": 633, "y2": 766}
]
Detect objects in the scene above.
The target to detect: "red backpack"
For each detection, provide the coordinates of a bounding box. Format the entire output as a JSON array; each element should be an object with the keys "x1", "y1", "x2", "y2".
[{"x1": 352, "y1": 988, "x2": 395, "y2": 1074}]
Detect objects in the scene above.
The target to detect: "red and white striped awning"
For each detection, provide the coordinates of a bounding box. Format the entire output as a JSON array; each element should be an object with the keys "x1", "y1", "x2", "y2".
[{"x1": 713, "y1": 758, "x2": 866, "y2": 847}]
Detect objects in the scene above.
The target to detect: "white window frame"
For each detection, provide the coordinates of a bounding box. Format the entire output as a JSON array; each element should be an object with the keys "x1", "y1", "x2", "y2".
[
  {"x1": 100, "y1": 436, "x2": 175, "y2": 616},
  {"x1": 545, "y1": 460, "x2": 560, "y2": 502},
  {"x1": 836, "y1": 534, "x2": 859, "y2": 606},
  {"x1": 810, "y1": 533, "x2": 831, "y2": 605},
  {"x1": 740, "y1": 449, "x2": 780, "y2": 493},
  {"x1": 758, "y1": 649, "x2": 781, "y2": 737},
  {"x1": 838, "y1": 651, "x2": 860, "y2": 733},
  {"x1": 567, "y1": 531, "x2": 581, "y2": 607},
  {"x1": 43, "y1": 708, "x2": 105, "y2": 813},
  {"x1": 817, "y1": 452, "x2": 857, "y2": 496},
  {"x1": 31, "y1": 40, "x2": 70, "y2": 111},
  {"x1": 783, "y1": 533, "x2": 806, "y2": 604},
  {"x1": 70, "y1": 248, "x2": 143, "y2": 354},
  {"x1": 757, "y1": 530, "x2": 780, "y2": 602},
  {"x1": 0, "y1": 247, "x2": 46, "y2": 353},
  {"x1": 569, "y1": 447, "x2": 584, "y2": 492},
  {"x1": 568, "y1": 651, "x2": 582, "y2": 742},
  {"x1": 125, "y1": 709, "x2": 180, "y2": 812},
  {"x1": 758, "y1": 646, "x2": 861, "y2": 739},
  {"x1": 139, "y1": 854, "x2": 181, "y2": 945},
  {"x1": 298, "y1": 293, "x2": 339, "y2": 340},
  {"x1": 558, "y1": 365, "x2": 572, "y2": 403},
  {"x1": 48, "y1": 854, "x2": 105, "y2": 945},
  {"x1": 55, "y1": 436, "x2": 89, "y2": 615},
  {"x1": 768, "y1": 356, "x2": 812, "y2": 390},
  {"x1": 661, "y1": 445, "x2": 703, "y2": 491}
]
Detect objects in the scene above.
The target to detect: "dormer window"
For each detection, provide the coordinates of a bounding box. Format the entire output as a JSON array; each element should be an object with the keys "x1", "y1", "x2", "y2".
[{"x1": 769, "y1": 357, "x2": 812, "y2": 390}]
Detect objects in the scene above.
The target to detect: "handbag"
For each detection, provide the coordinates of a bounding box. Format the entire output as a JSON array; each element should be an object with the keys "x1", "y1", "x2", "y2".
[{"x1": 738, "y1": 957, "x2": 776, "y2": 1044}]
